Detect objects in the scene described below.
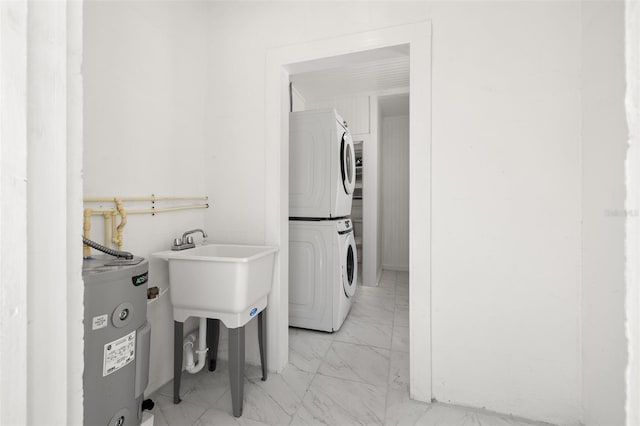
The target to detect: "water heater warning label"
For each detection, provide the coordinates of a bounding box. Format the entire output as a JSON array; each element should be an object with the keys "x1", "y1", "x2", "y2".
[
  {"x1": 103, "y1": 330, "x2": 136, "y2": 377},
  {"x1": 92, "y1": 314, "x2": 108, "y2": 330}
]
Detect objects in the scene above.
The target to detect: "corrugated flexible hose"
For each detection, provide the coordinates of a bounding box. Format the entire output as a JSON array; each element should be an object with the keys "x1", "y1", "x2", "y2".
[{"x1": 82, "y1": 237, "x2": 134, "y2": 260}]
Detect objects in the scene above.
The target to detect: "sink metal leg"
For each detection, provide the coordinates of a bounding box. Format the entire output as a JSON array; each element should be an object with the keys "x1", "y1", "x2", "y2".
[
  {"x1": 228, "y1": 326, "x2": 245, "y2": 417},
  {"x1": 173, "y1": 321, "x2": 184, "y2": 404},
  {"x1": 258, "y1": 310, "x2": 267, "y2": 381},
  {"x1": 206, "y1": 318, "x2": 220, "y2": 372}
]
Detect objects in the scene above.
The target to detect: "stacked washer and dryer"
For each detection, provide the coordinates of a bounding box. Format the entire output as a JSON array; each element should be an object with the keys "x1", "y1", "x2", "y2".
[{"x1": 289, "y1": 109, "x2": 358, "y2": 332}]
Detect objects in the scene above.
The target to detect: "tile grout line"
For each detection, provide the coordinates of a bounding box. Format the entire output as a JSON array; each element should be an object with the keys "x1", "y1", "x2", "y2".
[
  {"x1": 313, "y1": 368, "x2": 392, "y2": 389},
  {"x1": 190, "y1": 403, "x2": 208, "y2": 426},
  {"x1": 331, "y1": 336, "x2": 393, "y2": 351},
  {"x1": 287, "y1": 329, "x2": 326, "y2": 425}
]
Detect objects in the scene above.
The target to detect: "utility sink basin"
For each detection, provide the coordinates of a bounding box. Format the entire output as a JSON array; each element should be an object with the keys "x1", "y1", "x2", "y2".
[{"x1": 153, "y1": 244, "x2": 278, "y2": 328}]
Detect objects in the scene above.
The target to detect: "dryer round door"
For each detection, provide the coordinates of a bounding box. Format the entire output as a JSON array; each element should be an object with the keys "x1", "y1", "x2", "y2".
[
  {"x1": 342, "y1": 232, "x2": 358, "y2": 298},
  {"x1": 340, "y1": 132, "x2": 356, "y2": 195}
]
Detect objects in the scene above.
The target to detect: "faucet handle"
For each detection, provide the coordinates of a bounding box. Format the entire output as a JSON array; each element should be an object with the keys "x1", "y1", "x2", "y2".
[{"x1": 171, "y1": 231, "x2": 201, "y2": 251}]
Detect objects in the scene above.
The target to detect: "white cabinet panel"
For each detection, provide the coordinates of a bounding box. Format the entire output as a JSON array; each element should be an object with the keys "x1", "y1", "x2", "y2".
[
  {"x1": 308, "y1": 95, "x2": 370, "y2": 135},
  {"x1": 381, "y1": 115, "x2": 409, "y2": 270},
  {"x1": 291, "y1": 86, "x2": 306, "y2": 112}
]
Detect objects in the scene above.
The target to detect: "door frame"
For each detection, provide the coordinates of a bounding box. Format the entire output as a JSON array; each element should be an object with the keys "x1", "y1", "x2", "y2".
[
  {"x1": 265, "y1": 21, "x2": 433, "y2": 401},
  {"x1": 0, "y1": 1, "x2": 84, "y2": 423}
]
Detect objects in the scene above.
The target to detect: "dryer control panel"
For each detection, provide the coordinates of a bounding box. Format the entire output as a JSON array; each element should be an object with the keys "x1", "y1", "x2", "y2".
[{"x1": 337, "y1": 219, "x2": 353, "y2": 234}]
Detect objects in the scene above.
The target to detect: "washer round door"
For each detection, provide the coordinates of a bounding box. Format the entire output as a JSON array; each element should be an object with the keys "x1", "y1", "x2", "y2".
[
  {"x1": 340, "y1": 132, "x2": 356, "y2": 195},
  {"x1": 342, "y1": 232, "x2": 358, "y2": 297}
]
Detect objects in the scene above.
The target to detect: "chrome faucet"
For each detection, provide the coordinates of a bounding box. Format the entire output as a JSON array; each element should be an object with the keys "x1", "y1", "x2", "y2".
[
  {"x1": 172, "y1": 229, "x2": 208, "y2": 251},
  {"x1": 182, "y1": 229, "x2": 208, "y2": 241}
]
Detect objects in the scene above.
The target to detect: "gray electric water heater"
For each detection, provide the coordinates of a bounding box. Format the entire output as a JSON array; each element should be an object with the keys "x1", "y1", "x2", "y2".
[{"x1": 82, "y1": 255, "x2": 151, "y2": 426}]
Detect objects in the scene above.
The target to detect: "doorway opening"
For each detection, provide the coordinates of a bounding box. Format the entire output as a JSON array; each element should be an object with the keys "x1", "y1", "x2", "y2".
[{"x1": 265, "y1": 21, "x2": 432, "y2": 402}]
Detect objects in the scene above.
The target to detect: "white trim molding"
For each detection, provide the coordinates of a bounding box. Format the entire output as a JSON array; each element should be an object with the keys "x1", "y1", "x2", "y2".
[
  {"x1": 266, "y1": 21, "x2": 433, "y2": 402},
  {"x1": 0, "y1": 2, "x2": 29, "y2": 424},
  {"x1": 0, "y1": 1, "x2": 84, "y2": 423},
  {"x1": 626, "y1": 1, "x2": 640, "y2": 424}
]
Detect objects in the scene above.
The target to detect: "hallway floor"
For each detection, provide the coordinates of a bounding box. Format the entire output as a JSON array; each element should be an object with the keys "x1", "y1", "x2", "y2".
[{"x1": 149, "y1": 270, "x2": 551, "y2": 426}]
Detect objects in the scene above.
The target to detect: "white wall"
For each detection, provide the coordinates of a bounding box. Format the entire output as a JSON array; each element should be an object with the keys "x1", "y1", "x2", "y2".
[
  {"x1": 581, "y1": 2, "x2": 628, "y2": 425},
  {"x1": 381, "y1": 114, "x2": 409, "y2": 271},
  {"x1": 206, "y1": 2, "x2": 585, "y2": 424},
  {"x1": 1, "y1": 3, "x2": 29, "y2": 424},
  {"x1": 377, "y1": 97, "x2": 384, "y2": 283},
  {"x1": 429, "y1": 3, "x2": 583, "y2": 424},
  {"x1": 27, "y1": 2, "x2": 85, "y2": 424},
  {"x1": 83, "y1": 0, "x2": 209, "y2": 394},
  {"x1": 67, "y1": 3, "x2": 85, "y2": 422},
  {"x1": 625, "y1": 2, "x2": 640, "y2": 424}
]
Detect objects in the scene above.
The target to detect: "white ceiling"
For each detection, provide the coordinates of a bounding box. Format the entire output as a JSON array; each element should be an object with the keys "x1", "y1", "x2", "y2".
[{"x1": 290, "y1": 46, "x2": 409, "y2": 101}]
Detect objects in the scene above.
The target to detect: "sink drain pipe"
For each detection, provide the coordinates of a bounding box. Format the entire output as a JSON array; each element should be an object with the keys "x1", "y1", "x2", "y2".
[{"x1": 183, "y1": 317, "x2": 208, "y2": 374}]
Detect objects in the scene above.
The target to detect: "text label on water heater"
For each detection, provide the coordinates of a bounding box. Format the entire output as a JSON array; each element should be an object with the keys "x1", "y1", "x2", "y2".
[
  {"x1": 132, "y1": 272, "x2": 148, "y2": 286},
  {"x1": 103, "y1": 330, "x2": 136, "y2": 377},
  {"x1": 92, "y1": 314, "x2": 108, "y2": 330}
]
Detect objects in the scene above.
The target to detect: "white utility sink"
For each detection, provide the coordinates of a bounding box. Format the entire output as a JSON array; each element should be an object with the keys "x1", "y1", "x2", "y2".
[{"x1": 153, "y1": 244, "x2": 278, "y2": 328}]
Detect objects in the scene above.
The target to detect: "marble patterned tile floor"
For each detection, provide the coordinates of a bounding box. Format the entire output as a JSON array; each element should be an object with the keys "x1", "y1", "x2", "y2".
[{"x1": 149, "y1": 270, "x2": 553, "y2": 426}]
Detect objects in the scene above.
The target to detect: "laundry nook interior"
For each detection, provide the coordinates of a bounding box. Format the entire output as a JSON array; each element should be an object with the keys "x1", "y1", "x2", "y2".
[{"x1": 2, "y1": 2, "x2": 638, "y2": 426}]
